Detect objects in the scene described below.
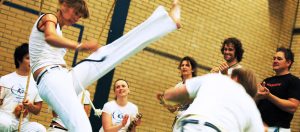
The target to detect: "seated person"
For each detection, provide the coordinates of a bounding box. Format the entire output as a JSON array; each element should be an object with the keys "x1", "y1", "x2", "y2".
[
  {"x1": 100, "y1": 79, "x2": 141, "y2": 132},
  {"x1": 0, "y1": 43, "x2": 45, "y2": 131}
]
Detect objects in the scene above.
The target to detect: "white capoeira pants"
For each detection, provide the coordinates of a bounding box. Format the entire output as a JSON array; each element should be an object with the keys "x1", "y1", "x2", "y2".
[
  {"x1": 173, "y1": 114, "x2": 224, "y2": 132},
  {"x1": 36, "y1": 6, "x2": 177, "y2": 132},
  {"x1": 48, "y1": 127, "x2": 67, "y2": 132},
  {"x1": 0, "y1": 111, "x2": 46, "y2": 132},
  {"x1": 267, "y1": 127, "x2": 290, "y2": 132}
]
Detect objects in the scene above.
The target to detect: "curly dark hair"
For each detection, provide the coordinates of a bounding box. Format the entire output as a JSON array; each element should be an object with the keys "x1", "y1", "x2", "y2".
[{"x1": 221, "y1": 37, "x2": 244, "y2": 62}]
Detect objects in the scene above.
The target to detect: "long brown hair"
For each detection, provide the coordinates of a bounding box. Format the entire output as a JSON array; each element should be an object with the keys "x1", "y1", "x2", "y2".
[
  {"x1": 58, "y1": 0, "x2": 89, "y2": 18},
  {"x1": 231, "y1": 68, "x2": 257, "y2": 97}
]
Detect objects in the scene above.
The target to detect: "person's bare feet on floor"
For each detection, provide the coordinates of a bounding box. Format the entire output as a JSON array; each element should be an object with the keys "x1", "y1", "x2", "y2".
[{"x1": 169, "y1": 0, "x2": 181, "y2": 29}]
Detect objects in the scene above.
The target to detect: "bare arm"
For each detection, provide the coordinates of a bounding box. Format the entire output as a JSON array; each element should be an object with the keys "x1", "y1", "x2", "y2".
[
  {"x1": 102, "y1": 112, "x2": 129, "y2": 132},
  {"x1": 267, "y1": 94, "x2": 299, "y2": 114},
  {"x1": 42, "y1": 14, "x2": 99, "y2": 51},
  {"x1": 23, "y1": 99, "x2": 43, "y2": 115},
  {"x1": 255, "y1": 84, "x2": 300, "y2": 113},
  {"x1": 84, "y1": 104, "x2": 90, "y2": 116},
  {"x1": 52, "y1": 111, "x2": 58, "y2": 118},
  {"x1": 42, "y1": 14, "x2": 78, "y2": 49},
  {"x1": 162, "y1": 85, "x2": 189, "y2": 103}
]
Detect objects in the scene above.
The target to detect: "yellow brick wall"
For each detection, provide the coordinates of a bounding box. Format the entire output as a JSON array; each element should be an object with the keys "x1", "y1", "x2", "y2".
[
  {"x1": 0, "y1": 0, "x2": 299, "y2": 131},
  {"x1": 291, "y1": 34, "x2": 300, "y2": 132},
  {"x1": 290, "y1": 1, "x2": 300, "y2": 131}
]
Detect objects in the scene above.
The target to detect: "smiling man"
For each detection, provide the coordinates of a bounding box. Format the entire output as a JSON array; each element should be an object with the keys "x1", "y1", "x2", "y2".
[
  {"x1": 256, "y1": 47, "x2": 300, "y2": 132},
  {"x1": 211, "y1": 37, "x2": 244, "y2": 76}
]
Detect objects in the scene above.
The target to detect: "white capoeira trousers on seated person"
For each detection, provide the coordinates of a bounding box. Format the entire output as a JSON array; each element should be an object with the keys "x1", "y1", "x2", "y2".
[
  {"x1": 173, "y1": 114, "x2": 224, "y2": 132},
  {"x1": 37, "y1": 6, "x2": 177, "y2": 132},
  {"x1": 267, "y1": 127, "x2": 290, "y2": 132},
  {"x1": 48, "y1": 127, "x2": 68, "y2": 132},
  {"x1": 0, "y1": 111, "x2": 46, "y2": 132}
]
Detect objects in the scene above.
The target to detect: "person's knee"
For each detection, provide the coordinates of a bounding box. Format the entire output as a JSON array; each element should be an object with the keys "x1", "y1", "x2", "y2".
[
  {"x1": 0, "y1": 117, "x2": 13, "y2": 130},
  {"x1": 24, "y1": 122, "x2": 46, "y2": 132},
  {"x1": 34, "y1": 122, "x2": 46, "y2": 132},
  {"x1": 0, "y1": 123, "x2": 12, "y2": 130}
]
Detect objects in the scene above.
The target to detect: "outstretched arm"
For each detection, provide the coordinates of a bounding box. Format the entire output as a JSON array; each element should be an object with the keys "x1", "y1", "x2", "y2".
[{"x1": 157, "y1": 85, "x2": 189, "y2": 104}]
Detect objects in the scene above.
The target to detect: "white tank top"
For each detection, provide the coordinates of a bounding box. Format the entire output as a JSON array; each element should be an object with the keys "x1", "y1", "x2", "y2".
[{"x1": 29, "y1": 14, "x2": 67, "y2": 73}]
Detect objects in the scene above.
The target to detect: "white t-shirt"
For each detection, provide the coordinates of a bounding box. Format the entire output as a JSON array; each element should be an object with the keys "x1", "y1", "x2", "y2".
[
  {"x1": 100, "y1": 100, "x2": 138, "y2": 132},
  {"x1": 182, "y1": 73, "x2": 264, "y2": 132},
  {"x1": 0, "y1": 72, "x2": 42, "y2": 121},
  {"x1": 175, "y1": 81, "x2": 188, "y2": 118}
]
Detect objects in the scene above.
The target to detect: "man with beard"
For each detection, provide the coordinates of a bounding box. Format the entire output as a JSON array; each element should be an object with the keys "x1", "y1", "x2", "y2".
[{"x1": 211, "y1": 37, "x2": 244, "y2": 76}]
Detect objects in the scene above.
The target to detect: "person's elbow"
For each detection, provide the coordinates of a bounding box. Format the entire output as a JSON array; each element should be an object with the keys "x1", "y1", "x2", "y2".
[
  {"x1": 32, "y1": 102, "x2": 43, "y2": 115},
  {"x1": 287, "y1": 98, "x2": 300, "y2": 114},
  {"x1": 44, "y1": 33, "x2": 58, "y2": 46},
  {"x1": 32, "y1": 110, "x2": 40, "y2": 115},
  {"x1": 31, "y1": 106, "x2": 42, "y2": 115}
]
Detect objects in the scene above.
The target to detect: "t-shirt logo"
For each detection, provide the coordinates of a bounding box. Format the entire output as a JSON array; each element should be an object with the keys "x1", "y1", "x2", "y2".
[
  {"x1": 11, "y1": 83, "x2": 25, "y2": 102},
  {"x1": 266, "y1": 83, "x2": 281, "y2": 87},
  {"x1": 112, "y1": 110, "x2": 124, "y2": 124}
]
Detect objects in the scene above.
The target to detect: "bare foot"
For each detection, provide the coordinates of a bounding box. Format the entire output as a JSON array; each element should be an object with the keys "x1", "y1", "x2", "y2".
[{"x1": 169, "y1": 0, "x2": 181, "y2": 29}]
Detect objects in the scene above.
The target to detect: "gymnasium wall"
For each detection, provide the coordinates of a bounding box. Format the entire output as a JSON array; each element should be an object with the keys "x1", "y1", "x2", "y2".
[{"x1": 0, "y1": 0, "x2": 299, "y2": 131}]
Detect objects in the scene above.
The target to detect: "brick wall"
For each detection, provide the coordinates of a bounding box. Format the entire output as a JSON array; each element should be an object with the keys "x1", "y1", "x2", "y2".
[
  {"x1": 290, "y1": 1, "x2": 300, "y2": 131},
  {"x1": 0, "y1": 0, "x2": 298, "y2": 131},
  {"x1": 291, "y1": 34, "x2": 300, "y2": 132}
]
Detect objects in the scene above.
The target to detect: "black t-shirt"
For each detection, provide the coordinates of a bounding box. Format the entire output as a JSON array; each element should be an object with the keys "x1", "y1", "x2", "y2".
[{"x1": 257, "y1": 73, "x2": 300, "y2": 128}]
